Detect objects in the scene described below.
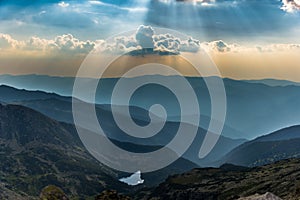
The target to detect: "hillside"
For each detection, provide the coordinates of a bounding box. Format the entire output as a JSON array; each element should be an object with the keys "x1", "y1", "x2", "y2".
[
  {"x1": 0, "y1": 85, "x2": 246, "y2": 167},
  {"x1": 0, "y1": 103, "x2": 200, "y2": 198},
  {"x1": 0, "y1": 104, "x2": 130, "y2": 198},
  {"x1": 136, "y1": 158, "x2": 300, "y2": 200},
  {"x1": 220, "y1": 125, "x2": 300, "y2": 167}
]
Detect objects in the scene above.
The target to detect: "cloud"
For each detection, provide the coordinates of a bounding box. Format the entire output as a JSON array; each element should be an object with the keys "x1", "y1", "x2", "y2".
[
  {"x1": 0, "y1": 33, "x2": 98, "y2": 55},
  {"x1": 145, "y1": 0, "x2": 300, "y2": 43},
  {"x1": 256, "y1": 43, "x2": 300, "y2": 53},
  {"x1": 153, "y1": 34, "x2": 201, "y2": 53},
  {"x1": 281, "y1": 0, "x2": 300, "y2": 12},
  {"x1": 127, "y1": 25, "x2": 201, "y2": 54},
  {"x1": 100, "y1": 25, "x2": 201, "y2": 54},
  {"x1": 180, "y1": 37, "x2": 201, "y2": 52},
  {"x1": 89, "y1": 0, "x2": 148, "y2": 12},
  {"x1": 153, "y1": 34, "x2": 181, "y2": 54},
  {"x1": 32, "y1": 6, "x2": 97, "y2": 28},
  {"x1": 1, "y1": 26, "x2": 299, "y2": 56},
  {"x1": 58, "y1": 1, "x2": 69, "y2": 8},
  {"x1": 102, "y1": 36, "x2": 139, "y2": 54},
  {"x1": 53, "y1": 34, "x2": 96, "y2": 54},
  {"x1": 202, "y1": 40, "x2": 300, "y2": 54},
  {"x1": 1, "y1": 0, "x2": 299, "y2": 43},
  {"x1": 0, "y1": 33, "x2": 22, "y2": 50},
  {"x1": 202, "y1": 40, "x2": 231, "y2": 53},
  {"x1": 135, "y1": 25, "x2": 155, "y2": 49},
  {"x1": 159, "y1": 0, "x2": 215, "y2": 5}
]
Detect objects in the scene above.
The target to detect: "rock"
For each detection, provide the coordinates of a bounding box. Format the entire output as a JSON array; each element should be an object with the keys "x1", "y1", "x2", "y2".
[{"x1": 238, "y1": 192, "x2": 282, "y2": 200}]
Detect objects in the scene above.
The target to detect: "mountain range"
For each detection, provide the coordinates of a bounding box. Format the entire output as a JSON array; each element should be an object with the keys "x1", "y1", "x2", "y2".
[
  {"x1": 1, "y1": 75, "x2": 300, "y2": 199},
  {"x1": 0, "y1": 85, "x2": 246, "y2": 167},
  {"x1": 0, "y1": 101, "x2": 202, "y2": 198},
  {"x1": 1, "y1": 74, "x2": 300, "y2": 140},
  {"x1": 219, "y1": 125, "x2": 300, "y2": 167}
]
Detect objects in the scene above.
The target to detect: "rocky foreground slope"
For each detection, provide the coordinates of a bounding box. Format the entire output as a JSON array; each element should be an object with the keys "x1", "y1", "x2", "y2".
[
  {"x1": 135, "y1": 159, "x2": 300, "y2": 200},
  {"x1": 24, "y1": 158, "x2": 300, "y2": 199}
]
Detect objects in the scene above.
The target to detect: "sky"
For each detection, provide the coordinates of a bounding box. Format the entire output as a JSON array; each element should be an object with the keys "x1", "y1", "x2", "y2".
[{"x1": 0, "y1": 0, "x2": 300, "y2": 81}]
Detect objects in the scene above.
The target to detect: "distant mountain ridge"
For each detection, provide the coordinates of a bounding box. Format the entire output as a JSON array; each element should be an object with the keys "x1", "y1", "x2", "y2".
[
  {"x1": 245, "y1": 79, "x2": 300, "y2": 87},
  {"x1": 219, "y1": 125, "x2": 300, "y2": 167},
  {"x1": 0, "y1": 85, "x2": 246, "y2": 167},
  {"x1": 0, "y1": 84, "x2": 70, "y2": 102},
  {"x1": 1, "y1": 74, "x2": 300, "y2": 139}
]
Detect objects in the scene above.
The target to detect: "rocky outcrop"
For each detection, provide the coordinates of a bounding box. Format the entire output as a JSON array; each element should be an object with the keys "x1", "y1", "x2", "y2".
[
  {"x1": 135, "y1": 159, "x2": 300, "y2": 200},
  {"x1": 238, "y1": 192, "x2": 282, "y2": 200}
]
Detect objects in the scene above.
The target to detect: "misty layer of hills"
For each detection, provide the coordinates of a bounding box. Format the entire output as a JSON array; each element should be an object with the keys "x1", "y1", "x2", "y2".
[
  {"x1": 0, "y1": 75, "x2": 300, "y2": 199},
  {"x1": 0, "y1": 84, "x2": 246, "y2": 167},
  {"x1": 1, "y1": 74, "x2": 300, "y2": 140}
]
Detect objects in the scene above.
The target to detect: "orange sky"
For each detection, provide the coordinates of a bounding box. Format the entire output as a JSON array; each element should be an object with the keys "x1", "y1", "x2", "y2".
[{"x1": 1, "y1": 48, "x2": 300, "y2": 82}]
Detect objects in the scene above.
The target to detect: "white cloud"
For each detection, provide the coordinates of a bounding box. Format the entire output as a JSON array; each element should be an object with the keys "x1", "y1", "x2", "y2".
[
  {"x1": 53, "y1": 34, "x2": 95, "y2": 54},
  {"x1": 0, "y1": 34, "x2": 22, "y2": 50},
  {"x1": 135, "y1": 25, "x2": 155, "y2": 49},
  {"x1": 202, "y1": 40, "x2": 231, "y2": 53},
  {"x1": 180, "y1": 37, "x2": 201, "y2": 52},
  {"x1": 281, "y1": 0, "x2": 300, "y2": 13},
  {"x1": 154, "y1": 34, "x2": 181, "y2": 54},
  {"x1": 0, "y1": 33, "x2": 97, "y2": 55},
  {"x1": 102, "y1": 36, "x2": 139, "y2": 54},
  {"x1": 58, "y1": 1, "x2": 70, "y2": 8},
  {"x1": 256, "y1": 43, "x2": 300, "y2": 53},
  {"x1": 89, "y1": 1, "x2": 148, "y2": 13},
  {"x1": 1, "y1": 25, "x2": 299, "y2": 56},
  {"x1": 108, "y1": 25, "x2": 201, "y2": 54}
]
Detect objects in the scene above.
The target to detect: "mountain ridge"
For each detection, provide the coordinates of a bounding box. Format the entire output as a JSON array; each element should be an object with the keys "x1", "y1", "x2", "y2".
[
  {"x1": 1, "y1": 74, "x2": 300, "y2": 139},
  {"x1": 219, "y1": 125, "x2": 300, "y2": 167}
]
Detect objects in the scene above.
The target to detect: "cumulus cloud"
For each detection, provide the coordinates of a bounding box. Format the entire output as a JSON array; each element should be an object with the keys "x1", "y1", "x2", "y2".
[
  {"x1": 113, "y1": 25, "x2": 201, "y2": 54},
  {"x1": 154, "y1": 34, "x2": 181, "y2": 54},
  {"x1": 0, "y1": 34, "x2": 22, "y2": 50},
  {"x1": 180, "y1": 37, "x2": 201, "y2": 52},
  {"x1": 202, "y1": 40, "x2": 231, "y2": 53},
  {"x1": 53, "y1": 34, "x2": 96, "y2": 54},
  {"x1": 152, "y1": 33, "x2": 201, "y2": 53},
  {"x1": 98, "y1": 25, "x2": 201, "y2": 55},
  {"x1": 281, "y1": 0, "x2": 300, "y2": 12},
  {"x1": 0, "y1": 33, "x2": 97, "y2": 55},
  {"x1": 103, "y1": 36, "x2": 139, "y2": 54},
  {"x1": 201, "y1": 40, "x2": 300, "y2": 54},
  {"x1": 0, "y1": 26, "x2": 199, "y2": 56},
  {"x1": 136, "y1": 25, "x2": 155, "y2": 49},
  {"x1": 213, "y1": 40, "x2": 231, "y2": 52},
  {"x1": 1, "y1": 25, "x2": 299, "y2": 56}
]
